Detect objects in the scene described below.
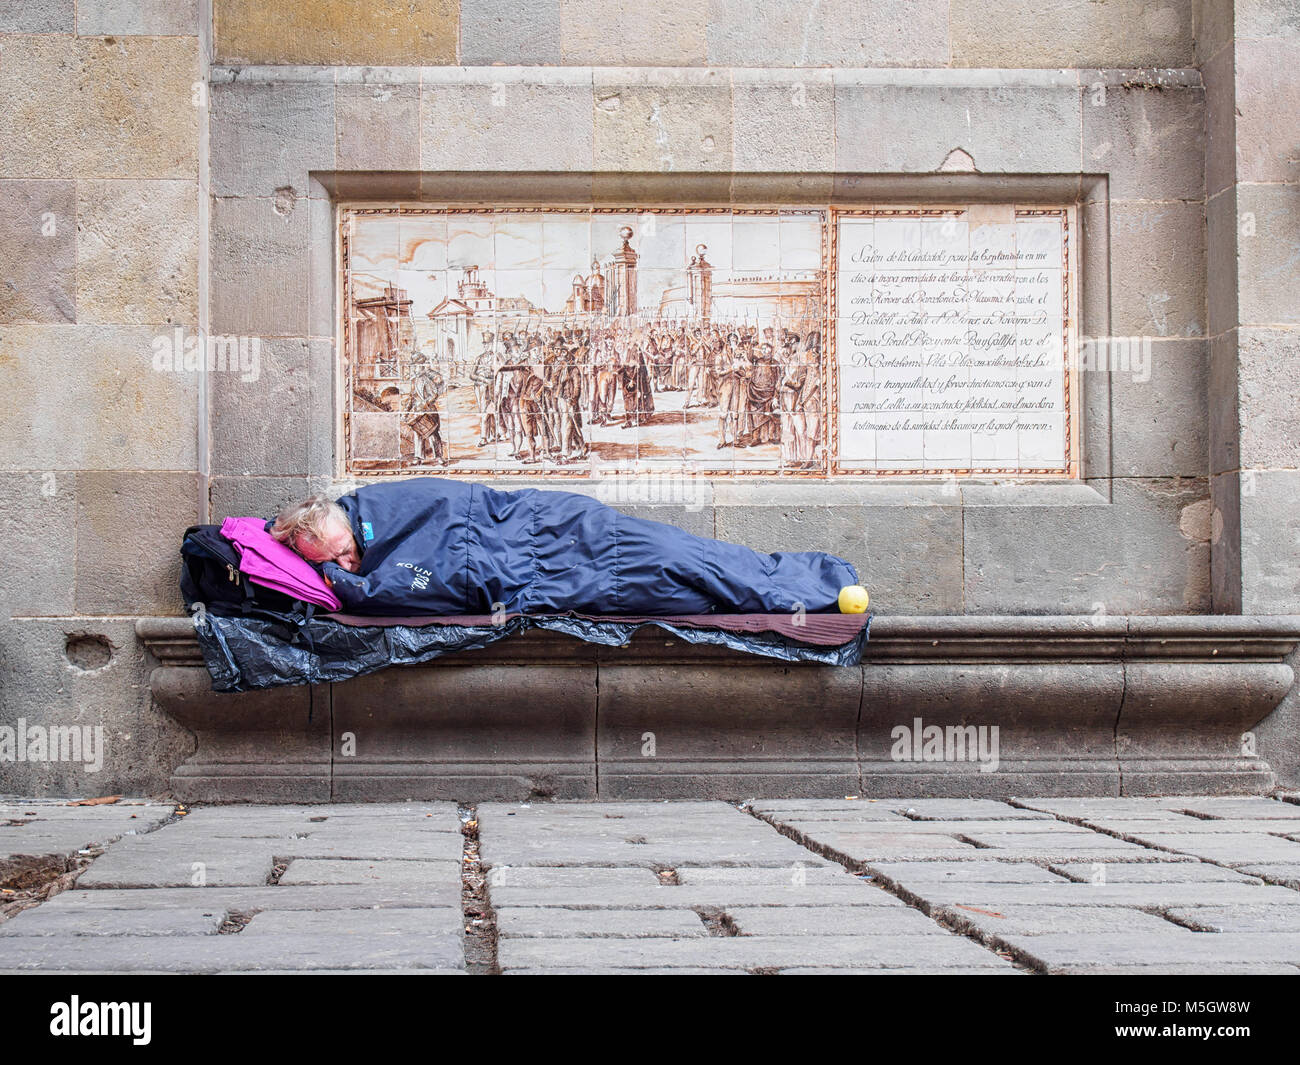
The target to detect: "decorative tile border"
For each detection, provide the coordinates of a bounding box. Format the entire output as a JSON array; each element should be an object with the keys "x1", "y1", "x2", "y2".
[{"x1": 338, "y1": 202, "x2": 1077, "y2": 480}]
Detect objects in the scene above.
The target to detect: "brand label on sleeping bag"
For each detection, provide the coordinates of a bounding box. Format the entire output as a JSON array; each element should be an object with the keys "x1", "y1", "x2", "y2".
[
  {"x1": 395, "y1": 560, "x2": 432, "y2": 591},
  {"x1": 361, "y1": 521, "x2": 374, "y2": 542}
]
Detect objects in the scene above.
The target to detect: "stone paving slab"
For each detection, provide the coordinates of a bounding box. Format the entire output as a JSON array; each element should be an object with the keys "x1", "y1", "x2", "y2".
[
  {"x1": 1001, "y1": 931, "x2": 1300, "y2": 972},
  {"x1": 497, "y1": 907, "x2": 708, "y2": 939},
  {"x1": 278, "y1": 858, "x2": 460, "y2": 886},
  {"x1": 1079, "y1": 818, "x2": 1300, "y2": 834},
  {"x1": 241, "y1": 908, "x2": 463, "y2": 937},
  {"x1": 1106, "y1": 833, "x2": 1300, "y2": 865},
  {"x1": 0, "y1": 933, "x2": 463, "y2": 972},
  {"x1": 75, "y1": 841, "x2": 278, "y2": 888},
  {"x1": 1163, "y1": 905, "x2": 1300, "y2": 933},
  {"x1": 725, "y1": 905, "x2": 948, "y2": 936},
  {"x1": 0, "y1": 802, "x2": 175, "y2": 858},
  {"x1": 498, "y1": 933, "x2": 1014, "y2": 971},
  {"x1": 479, "y1": 802, "x2": 834, "y2": 869},
  {"x1": 488, "y1": 884, "x2": 910, "y2": 909},
  {"x1": 750, "y1": 799, "x2": 1051, "y2": 820},
  {"x1": 0, "y1": 907, "x2": 225, "y2": 937},
  {"x1": 33, "y1": 884, "x2": 463, "y2": 911},
  {"x1": 882, "y1": 882, "x2": 1300, "y2": 908},
  {"x1": 1050, "y1": 862, "x2": 1262, "y2": 883},
  {"x1": 1015, "y1": 797, "x2": 1300, "y2": 820},
  {"x1": 1236, "y1": 863, "x2": 1300, "y2": 886},
  {"x1": 868, "y1": 861, "x2": 1071, "y2": 884},
  {"x1": 938, "y1": 903, "x2": 1182, "y2": 937}
]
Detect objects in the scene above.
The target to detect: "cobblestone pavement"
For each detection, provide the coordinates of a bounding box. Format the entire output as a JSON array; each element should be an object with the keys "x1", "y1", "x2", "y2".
[{"x1": 3, "y1": 795, "x2": 1300, "y2": 974}]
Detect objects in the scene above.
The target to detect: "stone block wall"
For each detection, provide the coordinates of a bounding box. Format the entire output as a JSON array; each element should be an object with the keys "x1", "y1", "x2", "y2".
[{"x1": 1, "y1": 0, "x2": 1297, "y2": 794}]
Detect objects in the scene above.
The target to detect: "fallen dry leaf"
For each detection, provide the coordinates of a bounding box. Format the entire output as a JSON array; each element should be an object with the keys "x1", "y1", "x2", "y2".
[
  {"x1": 955, "y1": 904, "x2": 1005, "y2": 918},
  {"x1": 66, "y1": 796, "x2": 121, "y2": 807}
]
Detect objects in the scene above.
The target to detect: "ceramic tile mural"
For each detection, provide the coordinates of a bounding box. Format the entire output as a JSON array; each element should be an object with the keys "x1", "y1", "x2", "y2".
[{"x1": 340, "y1": 205, "x2": 1074, "y2": 478}]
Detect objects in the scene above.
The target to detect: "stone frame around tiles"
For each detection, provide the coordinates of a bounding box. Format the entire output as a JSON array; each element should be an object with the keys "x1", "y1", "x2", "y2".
[{"x1": 298, "y1": 172, "x2": 1109, "y2": 496}]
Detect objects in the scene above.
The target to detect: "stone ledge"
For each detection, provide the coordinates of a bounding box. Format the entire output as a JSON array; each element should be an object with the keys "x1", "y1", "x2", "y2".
[
  {"x1": 136, "y1": 614, "x2": 1300, "y2": 667},
  {"x1": 135, "y1": 615, "x2": 1300, "y2": 802}
]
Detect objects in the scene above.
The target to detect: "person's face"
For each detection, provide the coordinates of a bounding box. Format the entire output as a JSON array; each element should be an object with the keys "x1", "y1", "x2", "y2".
[{"x1": 297, "y1": 517, "x2": 360, "y2": 573}]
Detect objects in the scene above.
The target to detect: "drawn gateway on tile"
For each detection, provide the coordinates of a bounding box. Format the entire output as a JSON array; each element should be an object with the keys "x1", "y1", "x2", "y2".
[{"x1": 340, "y1": 206, "x2": 1074, "y2": 478}]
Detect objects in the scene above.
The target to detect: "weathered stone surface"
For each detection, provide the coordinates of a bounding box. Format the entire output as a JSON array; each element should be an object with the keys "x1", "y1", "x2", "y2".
[
  {"x1": 76, "y1": 180, "x2": 198, "y2": 325},
  {"x1": 0, "y1": 180, "x2": 76, "y2": 324},
  {"x1": 0, "y1": 472, "x2": 77, "y2": 617},
  {"x1": 560, "y1": 0, "x2": 707, "y2": 65},
  {"x1": 1109, "y1": 831, "x2": 1300, "y2": 866},
  {"x1": 331, "y1": 665, "x2": 598, "y2": 802},
  {"x1": 963, "y1": 478, "x2": 1211, "y2": 614},
  {"x1": 209, "y1": 195, "x2": 309, "y2": 337},
  {"x1": 488, "y1": 883, "x2": 901, "y2": 910},
  {"x1": 214, "y1": 0, "x2": 457, "y2": 65},
  {"x1": 460, "y1": 0, "x2": 562, "y2": 65},
  {"x1": 714, "y1": 500, "x2": 964, "y2": 615},
  {"x1": 868, "y1": 861, "x2": 1067, "y2": 885},
  {"x1": 1006, "y1": 931, "x2": 1300, "y2": 972},
  {"x1": 727, "y1": 905, "x2": 944, "y2": 936},
  {"x1": 39, "y1": 883, "x2": 463, "y2": 911},
  {"x1": 496, "y1": 907, "x2": 707, "y2": 938},
  {"x1": 899, "y1": 882, "x2": 1300, "y2": 908},
  {"x1": 1165, "y1": 904, "x2": 1300, "y2": 933},
  {"x1": 940, "y1": 903, "x2": 1183, "y2": 937},
  {"x1": 1203, "y1": 45, "x2": 1236, "y2": 200},
  {"x1": 422, "y1": 70, "x2": 595, "y2": 173},
  {"x1": 597, "y1": 663, "x2": 859, "y2": 799},
  {"x1": 593, "y1": 70, "x2": 732, "y2": 173},
  {"x1": 0, "y1": 0, "x2": 73, "y2": 32},
  {"x1": 1110, "y1": 339, "x2": 1207, "y2": 478},
  {"x1": 278, "y1": 858, "x2": 460, "y2": 886},
  {"x1": 0, "y1": 36, "x2": 198, "y2": 179},
  {"x1": 1082, "y1": 83, "x2": 1205, "y2": 201},
  {"x1": 336, "y1": 81, "x2": 420, "y2": 172},
  {"x1": 708, "y1": 0, "x2": 948, "y2": 66},
  {"x1": 833, "y1": 78, "x2": 1082, "y2": 174},
  {"x1": 76, "y1": 0, "x2": 200, "y2": 35},
  {"x1": 209, "y1": 337, "x2": 313, "y2": 477},
  {"x1": 950, "y1": 0, "x2": 1193, "y2": 68},
  {"x1": 0, "y1": 621, "x2": 190, "y2": 796},
  {"x1": 1235, "y1": 37, "x2": 1300, "y2": 185},
  {"x1": 241, "y1": 908, "x2": 462, "y2": 936},
  {"x1": 1050, "y1": 862, "x2": 1261, "y2": 884},
  {"x1": 674, "y1": 865, "x2": 878, "y2": 886},
  {"x1": 1235, "y1": 184, "x2": 1300, "y2": 326},
  {"x1": 0, "y1": 908, "x2": 223, "y2": 937},
  {"x1": 1237, "y1": 328, "x2": 1300, "y2": 470},
  {"x1": 1240, "y1": 471, "x2": 1300, "y2": 614},
  {"x1": 0, "y1": 327, "x2": 199, "y2": 472},
  {"x1": 498, "y1": 932, "x2": 1008, "y2": 970},
  {"x1": 208, "y1": 476, "x2": 312, "y2": 523},
  {"x1": 75, "y1": 840, "x2": 277, "y2": 888},
  {"x1": 76, "y1": 472, "x2": 199, "y2": 615},
  {"x1": 210, "y1": 79, "x2": 336, "y2": 198},
  {"x1": 1109, "y1": 200, "x2": 1207, "y2": 338},
  {"x1": 0, "y1": 804, "x2": 172, "y2": 858},
  {"x1": 0, "y1": 932, "x2": 463, "y2": 971},
  {"x1": 730, "y1": 72, "x2": 834, "y2": 173}
]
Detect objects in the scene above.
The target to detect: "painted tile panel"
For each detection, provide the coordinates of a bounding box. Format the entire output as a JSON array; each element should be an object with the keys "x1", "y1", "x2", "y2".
[{"x1": 340, "y1": 205, "x2": 1073, "y2": 479}]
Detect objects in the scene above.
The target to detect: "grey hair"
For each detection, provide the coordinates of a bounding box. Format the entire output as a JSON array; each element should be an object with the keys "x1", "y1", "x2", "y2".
[{"x1": 270, "y1": 494, "x2": 350, "y2": 550}]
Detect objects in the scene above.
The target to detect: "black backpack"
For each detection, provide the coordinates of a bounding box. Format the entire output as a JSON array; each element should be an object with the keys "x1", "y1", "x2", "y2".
[{"x1": 179, "y1": 525, "x2": 320, "y2": 640}]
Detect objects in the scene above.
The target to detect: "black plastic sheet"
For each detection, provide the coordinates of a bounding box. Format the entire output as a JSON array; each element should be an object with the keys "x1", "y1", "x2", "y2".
[{"x1": 193, "y1": 611, "x2": 870, "y2": 692}]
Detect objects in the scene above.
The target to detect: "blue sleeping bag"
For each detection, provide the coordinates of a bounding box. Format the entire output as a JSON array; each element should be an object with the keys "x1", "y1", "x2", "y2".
[{"x1": 320, "y1": 478, "x2": 858, "y2": 617}]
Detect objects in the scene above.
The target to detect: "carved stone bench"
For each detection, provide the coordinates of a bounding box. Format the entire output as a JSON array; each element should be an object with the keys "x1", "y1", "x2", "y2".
[{"x1": 137, "y1": 615, "x2": 1300, "y2": 803}]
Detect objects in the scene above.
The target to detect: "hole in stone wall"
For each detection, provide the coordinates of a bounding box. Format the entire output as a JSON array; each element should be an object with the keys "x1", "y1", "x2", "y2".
[{"x1": 64, "y1": 633, "x2": 113, "y2": 671}]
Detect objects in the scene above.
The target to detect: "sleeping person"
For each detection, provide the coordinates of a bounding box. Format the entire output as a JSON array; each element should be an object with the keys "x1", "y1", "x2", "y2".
[{"x1": 270, "y1": 477, "x2": 867, "y2": 618}]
